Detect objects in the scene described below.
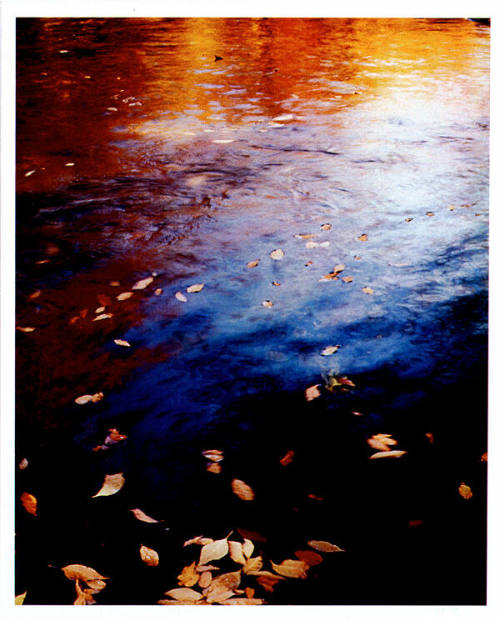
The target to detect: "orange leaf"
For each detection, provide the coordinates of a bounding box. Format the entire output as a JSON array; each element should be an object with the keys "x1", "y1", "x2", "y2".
[
  {"x1": 62, "y1": 564, "x2": 107, "y2": 583},
  {"x1": 231, "y1": 478, "x2": 255, "y2": 501},
  {"x1": 271, "y1": 559, "x2": 308, "y2": 579},
  {"x1": 367, "y1": 434, "x2": 397, "y2": 452},
  {"x1": 206, "y1": 462, "x2": 222, "y2": 474},
  {"x1": 369, "y1": 450, "x2": 407, "y2": 460},
  {"x1": 247, "y1": 259, "x2": 260, "y2": 268},
  {"x1": 279, "y1": 450, "x2": 295, "y2": 466},
  {"x1": 243, "y1": 555, "x2": 263, "y2": 574},
  {"x1": 294, "y1": 550, "x2": 323, "y2": 566},
  {"x1": 130, "y1": 508, "x2": 159, "y2": 523},
  {"x1": 177, "y1": 561, "x2": 199, "y2": 587},
  {"x1": 308, "y1": 540, "x2": 344, "y2": 553},
  {"x1": 305, "y1": 384, "x2": 321, "y2": 401},
  {"x1": 20, "y1": 492, "x2": 37, "y2": 516},
  {"x1": 458, "y1": 482, "x2": 473, "y2": 500},
  {"x1": 202, "y1": 449, "x2": 224, "y2": 462},
  {"x1": 140, "y1": 544, "x2": 159, "y2": 566}
]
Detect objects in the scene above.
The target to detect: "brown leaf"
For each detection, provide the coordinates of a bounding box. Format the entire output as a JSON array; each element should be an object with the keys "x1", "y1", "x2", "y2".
[
  {"x1": 247, "y1": 259, "x2": 260, "y2": 268},
  {"x1": 113, "y1": 339, "x2": 131, "y2": 347},
  {"x1": 132, "y1": 276, "x2": 154, "y2": 290},
  {"x1": 358, "y1": 234, "x2": 368, "y2": 241},
  {"x1": 367, "y1": 433, "x2": 397, "y2": 452},
  {"x1": 116, "y1": 291, "x2": 133, "y2": 301},
  {"x1": 231, "y1": 478, "x2": 255, "y2": 501},
  {"x1": 92, "y1": 472, "x2": 125, "y2": 498},
  {"x1": 228, "y1": 541, "x2": 246, "y2": 565},
  {"x1": 458, "y1": 482, "x2": 473, "y2": 500},
  {"x1": 294, "y1": 550, "x2": 323, "y2": 566},
  {"x1": 206, "y1": 462, "x2": 222, "y2": 474},
  {"x1": 85, "y1": 579, "x2": 107, "y2": 593},
  {"x1": 187, "y1": 283, "x2": 204, "y2": 293},
  {"x1": 321, "y1": 345, "x2": 340, "y2": 356},
  {"x1": 305, "y1": 384, "x2": 321, "y2": 401},
  {"x1": 202, "y1": 449, "x2": 224, "y2": 462},
  {"x1": 280, "y1": 450, "x2": 295, "y2": 466},
  {"x1": 62, "y1": 564, "x2": 107, "y2": 583},
  {"x1": 308, "y1": 540, "x2": 344, "y2": 553},
  {"x1": 243, "y1": 555, "x2": 263, "y2": 574},
  {"x1": 20, "y1": 492, "x2": 37, "y2": 516},
  {"x1": 178, "y1": 561, "x2": 199, "y2": 587},
  {"x1": 362, "y1": 287, "x2": 374, "y2": 295},
  {"x1": 271, "y1": 559, "x2": 308, "y2": 579},
  {"x1": 405, "y1": 217, "x2": 414, "y2": 222},
  {"x1": 198, "y1": 571, "x2": 212, "y2": 588},
  {"x1": 237, "y1": 528, "x2": 267, "y2": 542},
  {"x1": 369, "y1": 450, "x2": 407, "y2": 460},
  {"x1": 175, "y1": 291, "x2": 188, "y2": 302},
  {"x1": 221, "y1": 598, "x2": 264, "y2": 605},
  {"x1": 270, "y1": 248, "x2": 284, "y2": 260},
  {"x1": 130, "y1": 508, "x2": 159, "y2": 523},
  {"x1": 199, "y1": 537, "x2": 229, "y2": 566},
  {"x1": 245, "y1": 587, "x2": 255, "y2": 599},
  {"x1": 164, "y1": 587, "x2": 203, "y2": 602}
]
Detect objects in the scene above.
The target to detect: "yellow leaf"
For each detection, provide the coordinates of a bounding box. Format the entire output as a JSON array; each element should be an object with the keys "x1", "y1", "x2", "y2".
[
  {"x1": 20, "y1": 492, "x2": 37, "y2": 516},
  {"x1": 62, "y1": 564, "x2": 107, "y2": 583},
  {"x1": 271, "y1": 559, "x2": 308, "y2": 579},
  {"x1": 321, "y1": 345, "x2": 340, "y2": 356},
  {"x1": 92, "y1": 472, "x2": 125, "y2": 498},
  {"x1": 242, "y1": 538, "x2": 254, "y2": 559},
  {"x1": 280, "y1": 450, "x2": 295, "y2": 466},
  {"x1": 130, "y1": 508, "x2": 159, "y2": 523},
  {"x1": 199, "y1": 537, "x2": 229, "y2": 566},
  {"x1": 305, "y1": 384, "x2": 321, "y2": 401},
  {"x1": 199, "y1": 571, "x2": 212, "y2": 588},
  {"x1": 362, "y1": 287, "x2": 374, "y2": 295},
  {"x1": 358, "y1": 234, "x2": 368, "y2": 241},
  {"x1": 178, "y1": 561, "x2": 199, "y2": 587},
  {"x1": 367, "y1": 434, "x2": 398, "y2": 452},
  {"x1": 202, "y1": 449, "x2": 224, "y2": 462},
  {"x1": 175, "y1": 291, "x2": 188, "y2": 302},
  {"x1": 116, "y1": 291, "x2": 133, "y2": 301},
  {"x1": 247, "y1": 259, "x2": 260, "y2": 268},
  {"x1": 228, "y1": 541, "x2": 246, "y2": 565},
  {"x1": 221, "y1": 598, "x2": 264, "y2": 605},
  {"x1": 187, "y1": 283, "x2": 204, "y2": 293},
  {"x1": 342, "y1": 276, "x2": 354, "y2": 283},
  {"x1": 270, "y1": 248, "x2": 284, "y2": 260},
  {"x1": 114, "y1": 339, "x2": 131, "y2": 347},
  {"x1": 243, "y1": 555, "x2": 263, "y2": 574},
  {"x1": 206, "y1": 462, "x2": 222, "y2": 474},
  {"x1": 307, "y1": 540, "x2": 344, "y2": 553},
  {"x1": 164, "y1": 587, "x2": 203, "y2": 601},
  {"x1": 132, "y1": 276, "x2": 154, "y2": 290},
  {"x1": 262, "y1": 300, "x2": 273, "y2": 308},
  {"x1": 140, "y1": 544, "x2": 159, "y2": 566},
  {"x1": 458, "y1": 482, "x2": 473, "y2": 500},
  {"x1": 369, "y1": 450, "x2": 407, "y2": 460},
  {"x1": 231, "y1": 478, "x2": 255, "y2": 501},
  {"x1": 15, "y1": 591, "x2": 27, "y2": 605}
]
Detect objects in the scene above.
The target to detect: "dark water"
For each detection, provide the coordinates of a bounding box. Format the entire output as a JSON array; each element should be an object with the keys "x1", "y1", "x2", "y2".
[{"x1": 15, "y1": 18, "x2": 489, "y2": 605}]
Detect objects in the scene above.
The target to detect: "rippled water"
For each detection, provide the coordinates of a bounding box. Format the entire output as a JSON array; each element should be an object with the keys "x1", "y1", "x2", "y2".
[{"x1": 16, "y1": 18, "x2": 489, "y2": 605}]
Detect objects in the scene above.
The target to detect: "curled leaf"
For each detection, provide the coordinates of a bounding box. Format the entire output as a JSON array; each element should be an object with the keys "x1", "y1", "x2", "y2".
[
  {"x1": 270, "y1": 248, "x2": 284, "y2": 260},
  {"x1": 18, "y1": 457, "x2": 29, "y2": 470},
  {"x1": 132, "y1": 276, "x2": 154, "y2": 290},
  {"x1": 92, "y1": 472, "x2": 125, "y2": 498},
  {"x1": 308, "y1": 540, "x2": 344, "y2": 553},
  {"x1": 271, "y1": 559, "x2": 308, "y2": 579},
  {"x1": 130, "y1": 508, "x2": 159, "y2": 523},
  {"x1": 74, "y1": 580, "x2": 96, "y2": 605},
  {"x1": 20, "y1": 492, "x2": 37, "y2": 516},
  {"x1": 184, "y1": 535, "x2": 213, "y2": 547},
  {"x1": 178, "y1": 561, "x2": 199, "y2": 587},
  {"x1": 187, "y1": 283, "x2": 204, "y2": 293},
  {"x1": 202, "y1": 449, "x2": 224, "y2": 462},
  {"x1": 369, "y1": 450, "x2": 407, "y2": 460},
  {"x1": 199, "y1": 537, "x2": 229, "y2": 566},
  {"x1": 231, "y1": 478, "x2": 255, "y2": 501}
]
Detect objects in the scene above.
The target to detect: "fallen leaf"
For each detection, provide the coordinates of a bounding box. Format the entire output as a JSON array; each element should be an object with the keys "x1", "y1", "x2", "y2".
[
  {"x1": 196, "y1": 564, "x2": 219, "y2": 572},
  {"x1": 405, "y1": 217, "x2": 413, "y2": 222},
  {"x1": 85, "y1": 579, "x2": 107, "y2": 593},
  {"x1": 321, "y1": 345, "x2": 340, "y2": 356},
  {"x1": 202, "y1": 449, "x2": 224, "y2": 462},
  {"x1": 307, "y1": 493, "x2": 324, "y2": 501},
  {"x1": 272, "y1": 113, "x2": 294, "y2": 122},
  {"x1": 426, "y1": 211, "x2": 434, "y2": 217},
  {"x1": 237, "y1": 528, "x2": 267, "y2": 542},
  {"x1": 25, "y1": 170, "x2": 36, "y2": 177},
  {"x1": 95, "y1": 306, "x2": 106, "y2": 314},
  {"x1": 271, "y1": 559, "x2": 308, "y2": 579},
  {"x1": 272, "y1": 281, "x2": 281, "y2": 286},
  {"x1": 270, "y1": 248, "x2": 284, "y2": 260},
  {"x1": 369, "y1": 450, "x2": 407, "y2": 460},
  {"x1": 294, "y1": 233, "x2": 316, "y2": 239},
  {"x1": 92, "y1": 472, "x2": 125, "y2": 498},
  {"x1": 318, "y1": 273, "x2": 338, "y2": 282},
  {"x1": 342, "y1": 276, "x2": 354, "y2": 283},
  {"x1": 187, "y1": 283, "x2": 204, "y2": 293},
  {"x1": 104, "y1": 428, "x2": 127, "y2": 445},
  {"x1": 199, "y1": 537, "x2": 229, "y2": 566},
  {"x1": 20, "y1": 492, "x2": 37, "y2": 516},
  {"x1": 362, "y1": 287, "x2": 374, "y2": 295},
  {"x1": 321, "y1": 223, "x2": 332, "y2": 231},
  {"x1": 154, "y1": 288, "x2": 163, "y2": 296},
  {"x1": 199, "y1": 572, "x2": 212, "y2": 588},
  {"x1": 15, "y1": 591, "x2": 27, "y2": 605},
  {"x1": 245, "y1": 587, "x2": 255, "y2": 599},
  {"x1": 354, "y1": 255, "x2": 361, "y2": 260},
  {"x1": 243, "y1": 555, "x2": 263, "y2": 574},
  {"x1": 306, "y1": 241, "x2": 319, "y2": 249},
  {"x1": 232, "y1": 478, "x2": 255, "y2": 501},
  {"x1": 109, "y1": 281, "x2": 120, "y2": 286},
  {"x1": 178, "y1": 561, "x2": 199, "y2": 587},
  {"x1": 305, "y1": 384, "x2": 321, "y2": 401},
  {"x1": 212, "y1": 139, "x2": 234, "y2": 144},
  {"x1": 93, "y1": 313, "x2": 113, "y2": 321},
  {"x1": 242, "y1": 538, "x2": 255, "y2": 558},
  {"x1": 175, "y1": 291, "x2": 188, "y2": 302},
  {"x1": 28, "y1": 290, "x2": 41, "y2": 300},
  {"x1": 164, "y1": 587, "x2": 203, "y2": 601},
  {"x1": 207, "y1": 463, "x2": 222, "y2": 474},
  {"x1": 262, "y1": 300, "x2": 273, "y2": 308},
  {"x1": 221, "y1": 598, "x2": 264, "y2": 605},
  {"x1": 247, "y1": 259, "x2": 260, "y2": 268},
  {"x1": 140, "y1": 544, "x2": 159, "y2": 566},
  {"x1": 75, "y1": 392, "x2": 103, "y2": 405},
  {"x1": 480, "y1": 452, "x2": 488, "y2": 462},
  {"x1": 204, "y1": 570, "x2": 241, "y2": 603},
  {"x1": 229, "y1": 541, "x2": 246, "y2": 565},
  {"x1": 130, "y1": 508, "x2": 159, "y2": 523},
  {"x1": 132, "y1": 276, "x2": 154, "y2": 290},
  {"x1": 294, "y1": 550, "x2": 323, "y2": 566},
  {"x1": 18, "y1": 457, "x2": 29, "y2": 470},
  {"x1": 256, "y1": 573, "x2": 283, "y2": 592},
  {"x1": 425, "y1": 432, "x2": 435, "y2": 444},
  {"x1": 62, "y1": 564, "x2": 107, "y2": 583},
  {"x1": 74, "y1": 580, "x2": 96, "y2": 605},
  {"x1": 367, "y1": 433, "x2": 397, "y2": 452},
  {"x1": 184, "y1": 535, "x2": 213, "y2": 547},
  {"x1": 114, "y1": 339, "x2": 131, "y2": 347},
  {"x1": 16, "y1": 326, "x2": 36, "y2": 333},
  {"x1": 65, "y1": 162, "x2": 75, "y2": 166},
  {"x1": 280, "y1": 450, "x2": 295, "y2": 466},
  {"x1": 458, "y1": 482, "x2": 473, "y2": 500},
  {"x1": 358, "y1": 234, "x2": 368, "y2": 241},
  {"x1": 116, "y1": 291, "x2": 133, "y2": 301},
  {"x1": 308, "y1": 540, "x2": 344, "y2": 553},
  {"x1": 305, "y1": 260, "x2": 313, "y2": 267}
]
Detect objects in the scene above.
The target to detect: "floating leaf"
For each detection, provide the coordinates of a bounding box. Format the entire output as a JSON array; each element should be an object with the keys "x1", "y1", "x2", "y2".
[
  {"x1": 202, "y1": 449, "x2": 224, "y2": 462},
  {"x1": 221, "y1": 598, "x2": 264, "y2": 605},
  {"x1": 130, "y1": 508, "x2": 159, "y2": 523},
  {"x1": 109, "y1": 280, "x2": 120, "y2": 287},
  {"x1": 242, "y1": 538, "x2": 255, "y2": 558},
  {"x1": 247, "y1": 259, "x2": 260, "y2": 268},
  {"x1": 15, "y1": 591, "x2": 27, "y2": 605},
  {"x1": 342, "y1": 276, "x2": 354, "y2": 283},
  {"x1": 65, "y1": 162, "x2": 75, "y2": 167},
  {"x1": 231, "y1": 478, "x2": 255, "y2": 501},
  {"x1": 352, "y1": 411, "x2": 363, "y2": 416},
  {"x1": 243, "y1": 555, "x2": 263, "y2": 574},
  {"x1": 28, "y1": 290, "x2": 41, "y2": 300},
  {"x1": 280, "y1": 450, "x2": 295, "y2": 466},
  {"x1": 305, "y1": 260, "x2": 313, "y2": 267},
  {"x1": 294, "y1": 550, "x2": 323, "y2": 566},
  {"x1": 354, "y1": 255, "x2": 361, "y2": 260},
  {"x1": 178, "y1": 561, "x2": 199, "y2": 587},
  {"x1": 196, "y1": 564, "x2": 219, "y2": 572},
  {"x1": 164, "y1": 587, "x2": 203, "y2": 601},
  {"x1": 321, "y1": 345, "x2": 340, "y2": 356},
  {"x1": 132, "y1": 276, "x2": 154, "y2": 290},
  {"x1": 140, "y1": 544, "x2": 159, "y2": 566},
  {"x1": 75, "y1": 392, "x2": 103, "y2": 405},
  {"x1": 18, "y1": 457, "x2": 29, "y2": 470},
  {"x1": 294, "y1": 233, "x2": 316, "y2": 239},
  {"x1": 272, "y1": 281, "x2": 281, "y2": 286},
  {"x1": 175, "y1": 291, "x2": 188, "y2": 302},
  {"x1": 262, "y1": 300, "x2": 273, "y2": 308},
  {"x1": 114, "y1": 339, "x2": 131, "y2": 347},
  {"x1": 62, "y1": 564, "x2": 107, "y2": 583},
  {"x1": 229, "y1": 541, "x2": 246, "y2": 565},
  {"x1": 184, "y1": 535, "x2": 213, "y2": 547},
  {"x1": 116, "y1": 291, "x2": 133, "y2": 301},
  {"x1": 20, "y1": 492, "x2": 37, "y2": 516},
  {"x1": 405, "y1": 217, "x2": 413, "y2": 222},
  {"x1": 367, "y1": 433, "x2": 397, "y2": 452},
  {"x1": 362, "y1": 287, "x2": 374, "y2": 295},
  {"x1": 319, "y1": 273, "x2": 338, "y2": 282},
  {"x1": 16, "y1": 326, "x2": 36, "y2": 333},
  {"x1": 92, "y1": 472, "x2": 125, "y2": 498},
  {"x1": 369, "y1": 450, "x2": 407, "y2": 460},
  {"x1": 458, "y1": 482, "x2": 473, "y2": 500},
  {"x1": 199, "y1": 572, "x2": 212, "y2": 588},
  {"x1": 305, "y1": 384, "x2": 321, "y2": 401},
  {"x1": 207, "y1": 463, "x2": 222, "y2": 474},
  {"x1": 271, "y1": 559, "x2": 308, "y2": 579},
  {"x1": 321, "y1": 223, "x2": 332, "y2": 231},
  {"x1": 199, "y1": 537, "x2": 229, "y2": 566},
  {"x1": 270, "y1": 248, "x2": 284, "y2": 260},
  {"x1": 308, "y1": 540, "x2": 344, "y2": 553},
  {"x1": 93, "y1": 313, "x2": 113, "y2": 321},
  {"x1": 187, "y1": 283, "x2": 204, "y2": 293},
  {"x1": 358, "y1": 234, "x2": 368, "y2": 241}
]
